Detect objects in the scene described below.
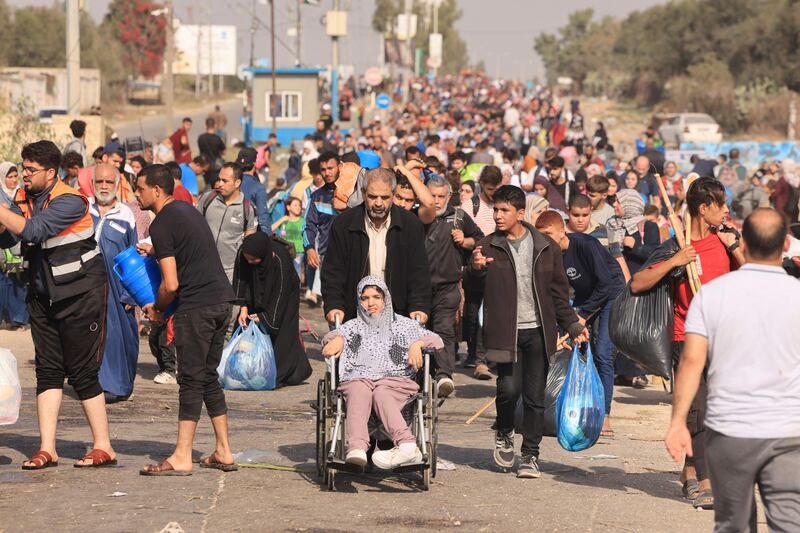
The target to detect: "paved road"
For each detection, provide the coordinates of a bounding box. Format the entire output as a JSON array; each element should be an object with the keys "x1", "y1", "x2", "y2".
[
  {"x1": 110, "y1": 98, "x2": 245, "y2": 154},
  {"x1": 0, "y1": 303, "x2": 725, "y2": 532}
]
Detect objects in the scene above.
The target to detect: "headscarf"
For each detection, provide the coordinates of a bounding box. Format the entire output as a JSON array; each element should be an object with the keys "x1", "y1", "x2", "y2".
[
  {"x1": 332, "y1": 275, "x2": 436, "y2": 382},
  {"x1": 238, "y1": 232, "x2": 277, "y2": 316},
  {"x1": 533, "y1": 175, "x2": 567, "y2": 212},
  {"x1": 0, "y1": 162, "x2": 17, "y2": 198},
  {"x1": 524, "y1": 194, "x2": 550, "y2": 224},
  {"x1": 609, "y1": 188, "x2": 645, "y2": 235}
]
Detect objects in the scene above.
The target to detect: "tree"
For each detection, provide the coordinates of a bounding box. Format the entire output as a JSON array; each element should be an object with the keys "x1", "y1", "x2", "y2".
[
  {"x1": 0, "y1": 0, "x2": 10, "y2": 66},
  {"x1": 7, "y1": 6, "x2": 66, "y2": 67},
  {"x1": 105, "y1": 0, "x2": 166, "y2": 79}
]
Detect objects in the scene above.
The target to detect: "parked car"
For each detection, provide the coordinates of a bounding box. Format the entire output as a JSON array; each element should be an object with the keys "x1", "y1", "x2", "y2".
[{"x1": 658, "y1": 113, "x2": 723, "y2": 147}]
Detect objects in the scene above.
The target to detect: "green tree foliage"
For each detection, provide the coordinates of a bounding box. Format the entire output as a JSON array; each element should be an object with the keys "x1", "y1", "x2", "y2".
[
  {"x1": 536, "y1": 0, "x2": 800, "y2": 105},
  {"x1": 0, "y1": 0, "x2": 10, "y2": 66}
]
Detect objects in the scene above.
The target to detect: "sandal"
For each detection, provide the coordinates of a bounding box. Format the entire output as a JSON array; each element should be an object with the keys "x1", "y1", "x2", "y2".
[
  {"x1": 199, "y1": 453, "x2": 238, "y2": 472},
  {"x1": 682, "y1": 479, "x2": 700, "y2": 500},
  {"x1": 140, "y1": 459, "x2": 192, "y2": 476},
  {"x1": 600, "y1": 428, "x2": 615, "y2": 438},
  {"x1": 22, "y1": 450, "x2": 58, "y2": 470},
  {"x1": 693, "y1": 490, "x2": 714, "y2": 510},
  {"x1": 74, "y1": 448, "x2": 118, "y2": 468}
]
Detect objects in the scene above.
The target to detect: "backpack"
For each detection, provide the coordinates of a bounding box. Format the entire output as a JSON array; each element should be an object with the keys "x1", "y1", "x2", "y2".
[
  {"x1": 266, "y1": 190, "x2": 288, "y2": 226},
  {"x1": 201, "y1": 191, "x2": 253, "y2": 233}
]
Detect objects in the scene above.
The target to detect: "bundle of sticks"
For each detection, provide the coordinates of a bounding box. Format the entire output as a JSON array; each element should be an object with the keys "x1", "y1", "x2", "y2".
[{"x1": 655, "y1": 174, "x2": 701, "y2": 294}]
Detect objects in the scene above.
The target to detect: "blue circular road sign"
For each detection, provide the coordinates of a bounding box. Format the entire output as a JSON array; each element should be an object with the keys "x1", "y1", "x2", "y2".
[{"x1": 376, "y1": 93, "x2": 391, "y2": 109}]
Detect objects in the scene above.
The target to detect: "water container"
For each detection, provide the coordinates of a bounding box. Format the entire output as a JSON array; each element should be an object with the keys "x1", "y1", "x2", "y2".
[
  {"x1": 112, "y1": 246, "x2": 177, "y2": 316},
  {"x1": 357, "y1": 150, "x2": 381, "y2": 169}
]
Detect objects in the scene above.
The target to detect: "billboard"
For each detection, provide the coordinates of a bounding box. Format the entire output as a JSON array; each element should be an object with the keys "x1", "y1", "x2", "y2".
[{"x1": 173, "y1": 25, "x2": 237, "y2": 76}]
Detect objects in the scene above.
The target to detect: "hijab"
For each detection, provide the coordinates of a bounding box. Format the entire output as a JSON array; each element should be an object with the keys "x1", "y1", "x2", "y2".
[
  {"x1": 0, "y1": 162, "x2": 17, "y2": 198},
  {"x1": 533, "y1": 175, "x2": 567, "y2": 212},
  {"x1": 608, "y1": 188, "x2": 645, "y2": 235},
  {"x1": 238, "y1": 232, "x2": 276, "y2": 311},
  {"x1": 524, "y1": 194, "x2": 550, "y2": 224},
  {"x1": 334, "y1": 275, "x2": 433, "y2": 382}
]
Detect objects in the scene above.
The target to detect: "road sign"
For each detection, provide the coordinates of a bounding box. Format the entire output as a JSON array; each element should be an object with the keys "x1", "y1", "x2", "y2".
[
  {"x1": 365, "y1": 67, "x2": 383, "y2": 86},
  {"x1": 376, "y1": 93, "x2": 391, "y2": 109}
]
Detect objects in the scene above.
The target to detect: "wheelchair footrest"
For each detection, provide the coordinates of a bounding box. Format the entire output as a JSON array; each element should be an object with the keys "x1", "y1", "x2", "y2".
[{"x1": 326, "y1": 459, "x2": 366, "y2": 474}]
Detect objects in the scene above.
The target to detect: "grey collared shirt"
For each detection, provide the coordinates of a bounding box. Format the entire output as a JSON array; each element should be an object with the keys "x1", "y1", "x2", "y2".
[{"x1": 198, "y1": 191, "x2": 257, "y2": 282}]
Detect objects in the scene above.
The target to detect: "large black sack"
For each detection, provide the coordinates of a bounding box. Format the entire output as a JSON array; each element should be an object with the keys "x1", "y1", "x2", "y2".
[
  {"x1": 610, "y1": 239, "x2": 684, "y2": 380},
  {"x1": 514, "y1": 347, "x2": 571, "y2": 437}
]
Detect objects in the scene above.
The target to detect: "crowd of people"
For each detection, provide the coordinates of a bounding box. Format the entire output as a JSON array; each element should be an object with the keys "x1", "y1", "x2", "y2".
[{"x1": 1, "y1": 73, "x2": 798, "y2": 529}]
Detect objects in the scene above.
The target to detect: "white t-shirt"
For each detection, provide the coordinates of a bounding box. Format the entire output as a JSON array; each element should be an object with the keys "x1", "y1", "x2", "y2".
[
  {"x1": 684, "y1": 264, "x2": 800, "y2": 439},
  {"x1": 470, "y1": 198, "x2": 496, "y2": 237}
]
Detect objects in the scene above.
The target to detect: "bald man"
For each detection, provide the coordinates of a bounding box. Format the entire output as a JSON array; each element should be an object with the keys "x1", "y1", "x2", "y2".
[
  {"x1": 89, "y1": 163, "x2": 140, "y2": 403},
  {"x1": 666, "y1": 208, "x2": 800, "y2": 531}
]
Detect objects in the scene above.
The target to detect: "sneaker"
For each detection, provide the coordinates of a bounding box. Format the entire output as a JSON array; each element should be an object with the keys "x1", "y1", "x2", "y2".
[
  {"x1": 437, "y1": 377, "x2": 454, "y2": 398},
  {"x1": 304, "y1": 289, "x2": 319, "y2": 306},
  {"x1": 345, "y1": 449, "x2": 367, "y2": 467},
  {"x1": 154, "y1": 371, "x2": 177, "y2": 385},
  {"x1": 632, "y1": 376, "x2": 649, "y2": 389},
  {"x1": 371, "y1": 446, "x2": 423, "y2": 470},
  {"x1": 493, "y1": 430, "x2": 515, "y2": 469},
  {"x1": 461, "y1": 355, "x2": 477, "y2": 368},
  {"x1": 474, "y1": 364, "x2": 494, "y2": 381},
  {"x1": 516, "y1": 454, "x2": 541, "y2": 478}
]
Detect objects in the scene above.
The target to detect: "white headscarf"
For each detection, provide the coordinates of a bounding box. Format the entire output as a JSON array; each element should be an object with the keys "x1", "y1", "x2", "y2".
[{"x1": 0, "y1": 162, "x2": 18, "y2": 198}]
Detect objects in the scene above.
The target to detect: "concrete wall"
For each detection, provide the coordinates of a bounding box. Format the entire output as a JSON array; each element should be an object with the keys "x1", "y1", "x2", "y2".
[{"x1": 0, "y1": 67, "x2": 101, "y2": 113}]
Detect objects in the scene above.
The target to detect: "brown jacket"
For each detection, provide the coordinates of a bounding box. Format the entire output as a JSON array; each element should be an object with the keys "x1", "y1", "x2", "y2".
[{"x1": 472, "y1": 222, "x2": 583, "y2": 363}]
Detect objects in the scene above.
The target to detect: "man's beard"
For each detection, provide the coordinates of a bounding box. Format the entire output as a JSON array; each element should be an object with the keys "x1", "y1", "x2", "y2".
[
  {"x1": 95, "y1": 190, "x2": 116, "y2": 206},
  {"x1": 367, "y1": 204, "x2": 388, "y2": 221},
  {"x1": 435, "y1": 205, "x2": 448, "y2": 217}
]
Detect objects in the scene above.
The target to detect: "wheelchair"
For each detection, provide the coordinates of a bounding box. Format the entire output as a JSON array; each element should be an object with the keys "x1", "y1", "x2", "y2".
[{"x1": 315, "y1": 347, "x2": 440, "y2": 491}]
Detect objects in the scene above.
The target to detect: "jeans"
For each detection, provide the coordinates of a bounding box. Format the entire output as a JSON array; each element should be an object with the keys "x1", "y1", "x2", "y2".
[
  {"x1": 495, "y1": 327, "x2": 548, "y2": 458},
  {"x1": 706, "y1": 428, "x2": 800, "y2": 533},
  {"x1": 589, "y1": 299, "x2": 615, "y2": 415},
  {"x1": 172, "y1": 303, "x2": 231, "y2": 421},
  {"x1": 462, "y1": 289, "x2": 484, "y2": 365}
]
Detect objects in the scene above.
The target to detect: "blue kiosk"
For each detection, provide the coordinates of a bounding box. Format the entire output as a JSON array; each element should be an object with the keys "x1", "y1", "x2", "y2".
[{"x1": 243, "y1": 67, "x2": 325, "y2": 146}]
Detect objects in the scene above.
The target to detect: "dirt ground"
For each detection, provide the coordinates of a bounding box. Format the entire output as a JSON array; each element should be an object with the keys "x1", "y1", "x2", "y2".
[{"x1": 0, "y1": 303, "x2": 725, "y2": 533}]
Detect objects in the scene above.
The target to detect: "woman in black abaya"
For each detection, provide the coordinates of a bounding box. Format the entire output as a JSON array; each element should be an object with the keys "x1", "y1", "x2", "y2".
[{"x1": 233, "y1": 232, "x2": 312, "y2": 386}]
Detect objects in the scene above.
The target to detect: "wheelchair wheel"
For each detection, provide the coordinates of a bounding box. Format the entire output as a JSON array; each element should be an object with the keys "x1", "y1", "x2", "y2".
[
  {"x1": 422, "y1": 442, "x2": 433, "y2": 491},
  {"x1": 315, "y1": 378, "x2": 327, "y2": 478},
  {"x1": 426, "y1": 379, "x2": 439, "y2": 478},
  {"x1": 326, "y1": 467, "x2": 336, "y2": 491}
]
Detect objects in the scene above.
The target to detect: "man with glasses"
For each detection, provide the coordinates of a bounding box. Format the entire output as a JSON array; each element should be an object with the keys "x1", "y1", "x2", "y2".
[{"x1": 0, "y1": 140, "x2": 116, "y2": 470}]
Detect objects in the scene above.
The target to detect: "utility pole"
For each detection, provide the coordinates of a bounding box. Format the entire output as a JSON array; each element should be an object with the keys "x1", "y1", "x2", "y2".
[
  {"x1": 331, "y1": 0, "x2": 340, "y2": 123},
  {"x1": 249, "y1": 0, "x2": 256, "y2": 67},
  {"x1": 270, "y1": 0, "x2": 278, "y2": 137},
  {"x1": 432, "y1": 0, "x2": 439, "y2": 78},
  {"x1": 66, "y1": 0, "x2": 80, "y2": 114},
  {"x1": 163, "y1": 0, "x2": 175, "y2": 137},
  {"x1": 295, "y1": 0, "x2": 302, "y2": 67},
  {"x1": 403, "y1": 0, "x2": 412, "y2": 103},
  {"x1": 208, "y1": 0, "x2": 213, "y2": 97}
]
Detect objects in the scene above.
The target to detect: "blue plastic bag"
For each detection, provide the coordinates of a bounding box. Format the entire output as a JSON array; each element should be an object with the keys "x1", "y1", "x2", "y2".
[
  {"x1": 217, "y1": 322, "x2": 277, "y2": 391},
  {"x1": 555, "y1": 344, "x2": 605, "y2": 452}
]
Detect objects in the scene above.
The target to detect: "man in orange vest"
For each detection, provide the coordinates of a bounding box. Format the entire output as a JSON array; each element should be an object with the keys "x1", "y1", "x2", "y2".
[{"x1": 0, "y1": 140, "x2": 117, "y2": 470}]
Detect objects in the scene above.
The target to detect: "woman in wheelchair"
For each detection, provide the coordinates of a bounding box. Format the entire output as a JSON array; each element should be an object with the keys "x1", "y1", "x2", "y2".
[{"x1": 322, "y1": 276, "x2": 443, "y2": 469}]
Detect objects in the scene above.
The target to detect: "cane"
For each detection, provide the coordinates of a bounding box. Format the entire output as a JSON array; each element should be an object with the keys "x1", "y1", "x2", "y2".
[{"x1": 655, "y1": 174, "x2": 700, "y2": 294}]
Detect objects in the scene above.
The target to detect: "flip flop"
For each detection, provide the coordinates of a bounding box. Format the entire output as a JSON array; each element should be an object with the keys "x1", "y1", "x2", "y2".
[
  {"x1": 693, "y1": 490, "x2": 714, "y2": 510},
  {"x1": 682, "y1": 479, "x2": 700, "y2": 500},
  {"x1": 74, "y1": 449, "x2": 118, "y2": 468},
  {"x1": 600, "y1": 428, "x2": 615, "y2": 439},
  {"x1": 140, "y1": 459, "x2": 192, "y2": 476},
  {"x1": 199, "y1": 454, "x2": 238, "y2": 472},
  {"x1": 22, "y1": 450, "x2": 58, "y2": 470}
]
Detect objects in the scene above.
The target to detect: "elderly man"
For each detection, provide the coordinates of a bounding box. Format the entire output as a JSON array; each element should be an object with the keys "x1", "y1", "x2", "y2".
[
  {"x1": 423, "y1": 175, "x2": 483, "y2": 397},
  {"x1": 322, "y1": 168, "x2": 431, "y2": 324},
  {"x1": 89, "y1": 164, "x2": 140, "y2": 404}
]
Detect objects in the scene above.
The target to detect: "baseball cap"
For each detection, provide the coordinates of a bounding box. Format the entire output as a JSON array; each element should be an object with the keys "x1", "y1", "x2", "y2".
[{"x1": 236, "y1": 147, "x2": 257, "y2": 168}]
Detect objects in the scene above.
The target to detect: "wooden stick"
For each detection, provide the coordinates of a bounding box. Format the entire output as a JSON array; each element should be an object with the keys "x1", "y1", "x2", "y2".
[
  {"x1": 464, "y1": 334, "x2": 573, "y2": 425},
  {"x1": 465, "y1": 396, "x2": 495, "y2": 425},
  {"x1": 655, "y1": 173, "x2": 686, "y2": 248}
]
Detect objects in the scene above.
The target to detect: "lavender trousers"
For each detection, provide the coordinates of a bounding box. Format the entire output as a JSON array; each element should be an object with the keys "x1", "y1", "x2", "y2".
[{"x1": 338, "y1": 377, "x2": 419, "y2": 453}]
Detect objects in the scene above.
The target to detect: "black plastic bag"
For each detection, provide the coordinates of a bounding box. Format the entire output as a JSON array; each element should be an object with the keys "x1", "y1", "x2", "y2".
[
  {"x1": 609, "y1": 240, "x2": 682, "y2": 379},
  {"x1": 513, "y1": 347, "x2": 571, "y2": 437}
]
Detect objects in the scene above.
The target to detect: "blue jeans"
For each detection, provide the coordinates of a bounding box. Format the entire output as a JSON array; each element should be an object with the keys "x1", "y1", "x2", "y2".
[{"x1": 589, "y1": 299, "x2": 615, "y2": 415}]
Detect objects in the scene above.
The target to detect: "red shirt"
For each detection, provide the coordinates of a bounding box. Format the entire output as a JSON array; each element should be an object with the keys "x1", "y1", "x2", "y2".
[
  {"x1": 671, "y1": 233, "x2": 735, "y2": 340},
  {"x1": 169, "y1": 127, "x2": 191, "y2": 164},
  {"x1": 173, "y1": 184, "x2": 194, "y2": 204}
]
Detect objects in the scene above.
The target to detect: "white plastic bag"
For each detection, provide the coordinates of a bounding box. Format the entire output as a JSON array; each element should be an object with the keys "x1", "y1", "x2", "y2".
[{"x1": 0, "y1": 348, "x2": 22, "y2": 425}]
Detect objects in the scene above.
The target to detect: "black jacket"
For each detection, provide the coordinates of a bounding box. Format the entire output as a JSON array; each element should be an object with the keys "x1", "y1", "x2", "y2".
[
  {"x1": 471, "y1": 222, "x2": 583, "y2": 363},
  {"x1": 424, "y1": 206, "x2": 483, "y2": 286},
  {"x1": 322, "y1": 203, "x2": 431, "y2": 321}
]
